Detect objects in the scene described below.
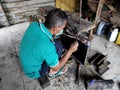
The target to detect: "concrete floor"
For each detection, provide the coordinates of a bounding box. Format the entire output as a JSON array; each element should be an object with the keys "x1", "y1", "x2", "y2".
[{"x1": 0, "y1": 22, "x2": 120, "y2": 90}]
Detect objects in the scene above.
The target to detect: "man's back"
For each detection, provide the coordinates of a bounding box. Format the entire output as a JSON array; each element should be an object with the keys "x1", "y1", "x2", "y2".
[{"x1": 19, "y1": 22, "x2": 58, "y2": 78}]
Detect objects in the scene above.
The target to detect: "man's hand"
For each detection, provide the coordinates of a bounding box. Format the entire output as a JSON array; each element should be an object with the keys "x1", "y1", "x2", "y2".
[
  {"x1": 69, "y1": 41, "x2": 79, "y2": 53},
  {"x1": 49, "y1": 41, "x2": 79, "y2": 74}
]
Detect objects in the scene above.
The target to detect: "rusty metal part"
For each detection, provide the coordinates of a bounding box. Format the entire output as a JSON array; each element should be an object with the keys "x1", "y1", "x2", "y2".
[{"x1": 63, "y1": 24, "x2": 89, "y2": 45}]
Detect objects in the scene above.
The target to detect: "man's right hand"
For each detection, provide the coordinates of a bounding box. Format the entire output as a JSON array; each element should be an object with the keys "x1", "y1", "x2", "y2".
[
  {"x1": 69, "y1": 41, "x2": 79, "y2": 53},
  {"x1": 50, "y1": 41, "x2": 79, "y2": 73}
]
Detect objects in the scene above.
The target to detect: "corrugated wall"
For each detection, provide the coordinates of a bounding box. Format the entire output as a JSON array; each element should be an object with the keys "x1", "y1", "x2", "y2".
[{"x1": 0, "y1": 0, "x2": 55, "y2": 28}]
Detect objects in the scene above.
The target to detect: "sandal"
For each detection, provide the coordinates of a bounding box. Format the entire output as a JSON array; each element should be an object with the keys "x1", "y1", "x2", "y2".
[{"x1": 48, "y1": 66, "x2": 68, "y2": 78}]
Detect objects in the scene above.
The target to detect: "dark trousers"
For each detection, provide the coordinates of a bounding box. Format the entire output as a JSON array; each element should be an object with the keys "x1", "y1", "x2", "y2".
[{"x1": 39, "y1": 39, "x2": 63, "y2": 77}]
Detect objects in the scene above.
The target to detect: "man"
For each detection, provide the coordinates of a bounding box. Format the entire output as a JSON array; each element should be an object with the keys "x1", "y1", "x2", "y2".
[{"x1": 19, "y1": 9, "x2": 79, "y2": 79}]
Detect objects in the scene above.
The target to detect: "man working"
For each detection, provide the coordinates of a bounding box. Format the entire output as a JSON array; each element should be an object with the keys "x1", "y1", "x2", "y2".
[{"x1": 19, "y1": 9, "x2": 79, "y2": 79}]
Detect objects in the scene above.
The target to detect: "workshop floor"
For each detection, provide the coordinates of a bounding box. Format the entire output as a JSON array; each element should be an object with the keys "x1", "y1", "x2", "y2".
[{"x1": 0, "y1": 22, "x2": 120, "y2": 90}]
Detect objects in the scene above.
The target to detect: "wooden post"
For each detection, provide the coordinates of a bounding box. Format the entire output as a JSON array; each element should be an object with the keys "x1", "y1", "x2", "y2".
[
  {"x1": 94, "y1": 0, "x2": 106, "y2": 25},
  {"x1": 79, "y1": 0, "x2": 82, "y2": 22},
  {"x1": 89, "y1": 0, "x2": 105, "y2": 41}
]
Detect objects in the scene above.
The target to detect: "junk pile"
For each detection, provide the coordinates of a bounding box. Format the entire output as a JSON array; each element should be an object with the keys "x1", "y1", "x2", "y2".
[{"x1": 76, "y1": 52, "x2": 115, "y2": 90}]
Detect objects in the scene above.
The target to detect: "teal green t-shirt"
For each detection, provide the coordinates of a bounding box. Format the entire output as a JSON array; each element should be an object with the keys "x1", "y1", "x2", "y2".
[{"x1": 19, "y1": 22, "x2": 59, "y2": 79}]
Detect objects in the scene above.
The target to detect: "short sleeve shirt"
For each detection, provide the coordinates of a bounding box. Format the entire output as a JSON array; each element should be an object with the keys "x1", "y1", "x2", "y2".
[{"x1": 19, "y1": 22, "x2": 59, "y2": 79}]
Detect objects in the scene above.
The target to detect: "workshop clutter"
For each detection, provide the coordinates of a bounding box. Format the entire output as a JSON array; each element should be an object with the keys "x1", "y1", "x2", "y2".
[
  {"x1": 96, "y1": 21, "x2": 120, "y2": 45},
  {"x1": 88, "y1": 52, "x2": 110, "y2": 75},
  {"x1": 63, "y1": 24, "x2": 89, "y2": 46},
  {"x1": 77, "y1": 61, "x2": 114, "y2": 90},
  {"x1": 61, "y1": 24, "x2": 115, "y2": 89},
  {"x1": 61, "y1": 30, "x2": 89, "y2": 65},
  {"x1": 82, "y1": 52, "x2": 115, "y2": 90}
]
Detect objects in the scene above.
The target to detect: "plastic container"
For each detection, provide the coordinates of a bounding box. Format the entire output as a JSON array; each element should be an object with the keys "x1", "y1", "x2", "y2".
[
  {"x1": 96, "y1": 21, "x2": 109, "y2": 35},
  {"x1": 96, "y1": 21, "x2": 106, "y2": 35},
  {"x1": 115, "y1": 32, "x2": 120, "y2": 45},
  {"x1": 108, "y1": 27, "x2": 118, "y2": 42}
]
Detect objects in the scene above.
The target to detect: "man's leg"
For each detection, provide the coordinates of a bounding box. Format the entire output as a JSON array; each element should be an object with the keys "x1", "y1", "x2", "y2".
[
  {"x1": 54, "y1": 39, "x2": 63, "y2": 58},
  {"x1": 38, "y1": 61, "x2": 50, "y2": 89},
  {"x1": 39, "y1": 39, "x2": 63, "y2": 78},
  {"x1": 40, "y1": 61, "x2": 50, "y2": 77}
]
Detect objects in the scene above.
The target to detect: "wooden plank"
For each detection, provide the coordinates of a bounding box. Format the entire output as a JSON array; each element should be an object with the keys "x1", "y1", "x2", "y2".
[
  {"x1": 107, "y1": 4, "x2": 116, "y2": 11},
  {"x1": 5, "y1": 2, "x2": 55, "y2": 15},
  {"x1": 8, "y1": 10, "x2": 42, "y2": 24},
  {"x1": 10, "y1": 18, "x2": 28, "y2": 25},
  {"x1": 8, "y1": 10, "x2": 38, "y2": 19},
  {"x1": 7, "y1": 2, "x2": 54, "y2": 22},
  {"x1": 1, "y1": 0, "x2": 30, "y2": 3},
  {"x1": 2, "y1": 0, "x2": 54, "y2": 8},
  {"x1": 0, "y1": 0, "x2": 55, "y2": 26},
  {"x1": 8, "y1": 11, "x2": 39, "y2": 25},
  {"x1": 8, "y1": 6, "x2": 54, "y2": 25}
]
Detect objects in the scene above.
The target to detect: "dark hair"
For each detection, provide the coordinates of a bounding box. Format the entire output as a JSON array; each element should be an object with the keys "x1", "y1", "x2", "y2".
[{"x1": 44, "y1": 8, "x2": 68, "y2": 29}]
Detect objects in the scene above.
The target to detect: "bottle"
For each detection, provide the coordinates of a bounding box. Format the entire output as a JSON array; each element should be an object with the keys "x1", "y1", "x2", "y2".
[{"x1": 108, "y1": 26, "x2": 118, "y2": 42}]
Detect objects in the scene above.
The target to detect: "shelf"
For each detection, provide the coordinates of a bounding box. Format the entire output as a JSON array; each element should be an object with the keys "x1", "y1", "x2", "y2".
[
  {"x1": 101, "y1": 10, "x2": 120, "y2": 27},
  {"x1": 67, "y1": 12, "x2": 95, "y2": 33}
]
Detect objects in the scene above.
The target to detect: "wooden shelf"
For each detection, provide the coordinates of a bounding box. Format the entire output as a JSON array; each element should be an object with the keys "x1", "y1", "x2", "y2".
[
  {"x1": 101, "y1": 10, "x2": 120, "y2": 27},
  {"x1": 67, "y1": 13, "x2": 95, "y2": 33}
]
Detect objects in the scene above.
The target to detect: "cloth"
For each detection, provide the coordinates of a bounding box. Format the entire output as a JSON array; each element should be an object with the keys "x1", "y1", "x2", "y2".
[{"x1": 19, "y1": 22, "x2": 59, "y2": 79}]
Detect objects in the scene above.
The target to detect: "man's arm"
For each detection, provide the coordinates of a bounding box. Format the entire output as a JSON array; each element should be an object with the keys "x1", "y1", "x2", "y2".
[{"x1": 50, "y1": 41, "x2": 79, "y2": 74}]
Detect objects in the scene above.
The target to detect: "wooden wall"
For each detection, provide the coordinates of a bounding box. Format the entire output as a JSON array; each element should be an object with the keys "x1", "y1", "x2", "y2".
[{"x1": 0, "y1": 0, "x2": 55, "y2": 27}]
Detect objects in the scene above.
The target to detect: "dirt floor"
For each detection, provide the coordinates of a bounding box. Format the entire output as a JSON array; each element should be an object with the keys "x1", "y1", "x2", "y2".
[{"x1": 0, "y1": 22, "x2": 120, "y2": 90}]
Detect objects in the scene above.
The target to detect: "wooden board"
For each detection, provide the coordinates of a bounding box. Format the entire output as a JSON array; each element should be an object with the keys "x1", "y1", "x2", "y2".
[
  {"x1": 0, "y1": 0, "x2": 55, "y2": 27},
  {"x1": 6, "y1": 2, "x2": 55, "y2": 15},
  {"x1": 2, "y1": 0, "x2": 54, "y2": 8}
]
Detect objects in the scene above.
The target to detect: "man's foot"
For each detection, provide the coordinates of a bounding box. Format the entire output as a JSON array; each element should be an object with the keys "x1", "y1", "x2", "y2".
[{"x1": 49, "y1": 66, "x2": 68, "y2": 78}]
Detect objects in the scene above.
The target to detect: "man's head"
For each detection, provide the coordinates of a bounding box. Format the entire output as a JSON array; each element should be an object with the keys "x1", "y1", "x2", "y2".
[{"x1": 44, "y1": 8, "x2": 68, "y2": 36}]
